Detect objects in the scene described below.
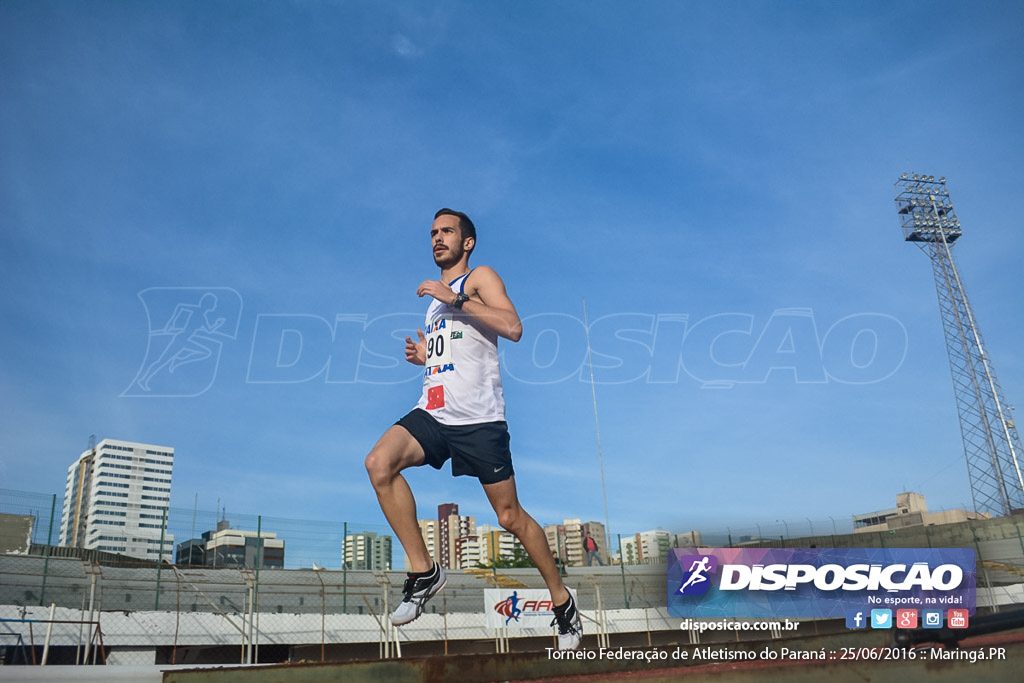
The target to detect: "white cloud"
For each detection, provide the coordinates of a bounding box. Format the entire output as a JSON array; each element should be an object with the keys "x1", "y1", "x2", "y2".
[{"x1": 391, "y1": 33, "x2": 422, "y2": 58}]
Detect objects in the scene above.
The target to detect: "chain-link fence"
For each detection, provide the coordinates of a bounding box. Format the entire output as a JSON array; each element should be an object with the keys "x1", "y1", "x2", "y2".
[
  {"x1": 4, "y1": 488, "x2": 1024, "y2": 667},
  {"x1": 0, "y1": 488, "x2": 396, "y2": 571},
  {"x1": 0, "y1": 554, "x2": 676, "y2": 665}
]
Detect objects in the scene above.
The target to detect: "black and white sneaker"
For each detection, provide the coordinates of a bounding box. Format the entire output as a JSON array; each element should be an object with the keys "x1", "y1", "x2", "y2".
[
  {"x1": 551, "y1": 592, "x2": 582, "y2": 650},
  {"x1": 390, "y1": 562, "x2": 447, "y2": 626}
]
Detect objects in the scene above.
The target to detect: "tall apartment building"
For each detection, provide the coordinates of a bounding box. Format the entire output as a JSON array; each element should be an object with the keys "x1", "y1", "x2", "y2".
[
  {"x1": 435, "y1": 503, "x2": 478, "y2": 569},
  {"x1": 621, "y1": 536, "x2": 639, "y2": 564},
  {"x1": 476, "y1": 523, "x2": 523, "y2": 567},
  {"x1": 407, "y1": 519, "x2": 439, "y2": 570},
  {"x1": 622, "y1": 529, "x2": 671, "y2": 564},
  {"x1": 544, "y1": 519, "x2": 606, "y2": 566},
  {"x1": 437, "y1": 503, "x2": 458, "y2": 569},
  {"x1": 343, "y1": 530, "x2": 392, "y2": 570},
  {"x1": 59, "y1": 438, "x2": 175, "y2": 562}
]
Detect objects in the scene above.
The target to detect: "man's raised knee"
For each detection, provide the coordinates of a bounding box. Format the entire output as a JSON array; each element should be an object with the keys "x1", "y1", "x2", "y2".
[
  {"x1": 364, "y1": 450, "x2": 392, "y2": 489},
  {"x1": 498, "y1": 507, "x2": 524, "y2": 533},
  {"x1": 365, "y1": 427, "x2": 424, "y2": 488}
]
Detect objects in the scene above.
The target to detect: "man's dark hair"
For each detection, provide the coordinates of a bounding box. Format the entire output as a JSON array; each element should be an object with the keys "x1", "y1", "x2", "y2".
[{"x1": 435, "y1": 208, "x2": 477, "y2": 248}]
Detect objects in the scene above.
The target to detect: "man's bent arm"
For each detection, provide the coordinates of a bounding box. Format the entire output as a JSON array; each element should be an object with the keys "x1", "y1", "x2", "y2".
[{"x1": 462, "y1": 266, "x2": 523, "y2": 342}]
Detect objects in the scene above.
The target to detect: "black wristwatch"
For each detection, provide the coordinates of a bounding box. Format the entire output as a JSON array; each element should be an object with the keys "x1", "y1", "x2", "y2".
[{"x1": 452, "y1": 293, "x2": 470, "y2": 309}]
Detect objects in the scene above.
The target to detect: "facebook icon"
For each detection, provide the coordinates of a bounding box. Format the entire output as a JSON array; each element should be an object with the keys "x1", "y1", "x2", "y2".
[{"x1": 845, "y1": 609, "x2": 866, "y2": 629}]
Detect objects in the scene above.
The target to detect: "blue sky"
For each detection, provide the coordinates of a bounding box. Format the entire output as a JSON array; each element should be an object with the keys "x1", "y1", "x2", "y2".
[{"x1": 2, "y1": 1, "x2": 1023, "y2": 556}]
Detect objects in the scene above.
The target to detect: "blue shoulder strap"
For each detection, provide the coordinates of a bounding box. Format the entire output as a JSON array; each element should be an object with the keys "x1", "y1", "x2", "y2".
[{"x1": 453, "y1": 270, "x2": 473, "y2": 294}]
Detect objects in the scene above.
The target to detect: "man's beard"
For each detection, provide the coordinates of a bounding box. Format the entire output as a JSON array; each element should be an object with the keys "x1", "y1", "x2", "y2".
[{"x1": 433, "y1": 244, "x2": 464, "y2": 267}]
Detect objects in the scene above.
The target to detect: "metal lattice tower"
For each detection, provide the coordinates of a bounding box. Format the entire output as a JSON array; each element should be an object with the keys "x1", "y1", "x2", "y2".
[{"x1": 895, "y1": 173, "x2": 1024, "y2": 517}]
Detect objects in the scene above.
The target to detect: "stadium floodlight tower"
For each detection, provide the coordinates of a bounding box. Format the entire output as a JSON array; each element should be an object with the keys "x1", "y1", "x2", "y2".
[{"x1": 895, "y1": 173, "x2": 1024, "y2": 517}]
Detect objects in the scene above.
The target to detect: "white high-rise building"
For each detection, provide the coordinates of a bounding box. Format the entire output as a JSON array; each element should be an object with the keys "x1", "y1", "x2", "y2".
[
  {"x1": 343, "y1": 531, "x2": 392, "y2": 570},
  {"x1": 476, "y1": 523, "x2": 522, "y2": 567},
  {"x1": 59, "y1": 438, "x2": 174, "y2": 562},
  {"x1": 634, "y1": 529, "x2": 671, "y2": 563},
  {"x1": 544, "y1": 519, "x2": 606, "y2": 567},
  {"x1": 408, "y1": 519, "x2": 439, "y2": 570}
]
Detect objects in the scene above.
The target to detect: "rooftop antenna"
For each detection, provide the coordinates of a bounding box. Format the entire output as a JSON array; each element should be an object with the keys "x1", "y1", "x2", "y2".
[{"x1": 583, "y1": 299, "x2": 612, "y2": 557}]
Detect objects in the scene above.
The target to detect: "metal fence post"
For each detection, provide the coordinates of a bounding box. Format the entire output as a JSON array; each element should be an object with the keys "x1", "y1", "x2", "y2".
[
  {"x1": 343, "y1": 521, "x2": 348, "y2": 613},
  {"x1": 155, "y1": 506, "x2": 168, "y2": 610},
  {"x1": 971, "y1": 522, "x2": 997, "y2": 613},
  {"x1": 617, "y1": 534, "x2": 629, "y2": 609},
  {"x1": 39, "y1": 494, "x2": 56, "y2": 607},
  {"x1": 255, "y1": 515, "x2": 262, "y2": 664},
  {"x1": 82, "y1": 564, "x2": 99, "y2": 664},
  {"x1": 315, "y1": 569, "x2": 326, "y2": 662}
]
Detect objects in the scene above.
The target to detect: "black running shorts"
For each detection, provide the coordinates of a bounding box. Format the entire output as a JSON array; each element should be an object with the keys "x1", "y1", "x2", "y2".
[{"x1": 396, "y1": 408, "x2": 515, "y2": 485}]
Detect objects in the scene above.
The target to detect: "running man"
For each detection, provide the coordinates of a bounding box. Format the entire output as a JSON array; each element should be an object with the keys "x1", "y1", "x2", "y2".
[
  {"x1": 505, "y1": 591, "x2": 522, "y2": 625},
  {"x1": 679, "y1": 556, "x2": 712, "y2": 593},
  {"x1": 364, "y1": 208, "x2": 582, "y2": 650}
]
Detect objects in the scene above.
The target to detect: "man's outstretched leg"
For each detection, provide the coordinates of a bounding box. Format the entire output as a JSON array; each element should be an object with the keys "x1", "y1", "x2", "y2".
[
  {"x1": 365, "y1": 426, "x2": 446, "y2": 625},
  {"x1": 483, "y1": 476, "x2": 582, "y2": 650}
]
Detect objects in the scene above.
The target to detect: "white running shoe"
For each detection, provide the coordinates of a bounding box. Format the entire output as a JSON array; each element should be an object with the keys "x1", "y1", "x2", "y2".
[
  {"x1": 551, "y1": 592, "x2": 582, "y2": 650},
  {"x1": 390, "y1": 563, "x2": 447, "y2": 626}
]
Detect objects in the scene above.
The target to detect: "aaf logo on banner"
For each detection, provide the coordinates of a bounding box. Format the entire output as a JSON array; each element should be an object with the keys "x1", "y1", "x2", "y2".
[
  {"x1": 667, "y1": 548, "x2": 976, "y2": 619},
  {"x1": 484, "y1": 588, "x2": 576, "y2": 630}
]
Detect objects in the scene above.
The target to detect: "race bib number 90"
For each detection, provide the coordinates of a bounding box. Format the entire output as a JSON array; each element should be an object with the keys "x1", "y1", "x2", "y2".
[{"x1": 425, "y1": 315, "x2": 453, "y2": 366}]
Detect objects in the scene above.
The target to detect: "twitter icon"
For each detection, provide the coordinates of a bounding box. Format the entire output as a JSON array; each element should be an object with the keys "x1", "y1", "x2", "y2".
[{"x1": 871, "y1": 609, "x2": 893, "y2": 629}]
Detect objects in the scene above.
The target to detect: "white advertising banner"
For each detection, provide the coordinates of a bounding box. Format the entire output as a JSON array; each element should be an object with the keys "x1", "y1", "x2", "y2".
[{"x1": 483, "y1": 588, "x2": 576, "y2": 629}]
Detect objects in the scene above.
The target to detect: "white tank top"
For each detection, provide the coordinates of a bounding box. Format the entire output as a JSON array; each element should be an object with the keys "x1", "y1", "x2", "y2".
[{"x1": 414, "y1": 271, "x2": 507, "y2": 424}]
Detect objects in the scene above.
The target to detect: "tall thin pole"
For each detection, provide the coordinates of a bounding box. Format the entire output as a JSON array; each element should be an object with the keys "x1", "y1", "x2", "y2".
[
  {"x1": 39, "y1": 494, "x2": 56, "y2": 606},
  {"x1": 155, "y1": 506, "x2": 167, "y2": 610},
  {"x1": 188, "y1": 494, "x2": 198, "y2": 567},
  {"x1": 342, "y1": 521, "x2": 348, "y2": 613},
  {"x1": 583, "y1": 299, "x2": 612, "y2": 557},
  {"x1": 618, "y1": 534, "x2": 629, "y2": 609},
  {"x1": 255, "y1": 515, "x2": 262, "y2": 664}
]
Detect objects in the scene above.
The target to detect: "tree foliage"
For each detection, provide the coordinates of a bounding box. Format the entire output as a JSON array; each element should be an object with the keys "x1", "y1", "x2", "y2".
[{"x1": 476, "y1": 546, "x2": 535, "y2": 569}]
